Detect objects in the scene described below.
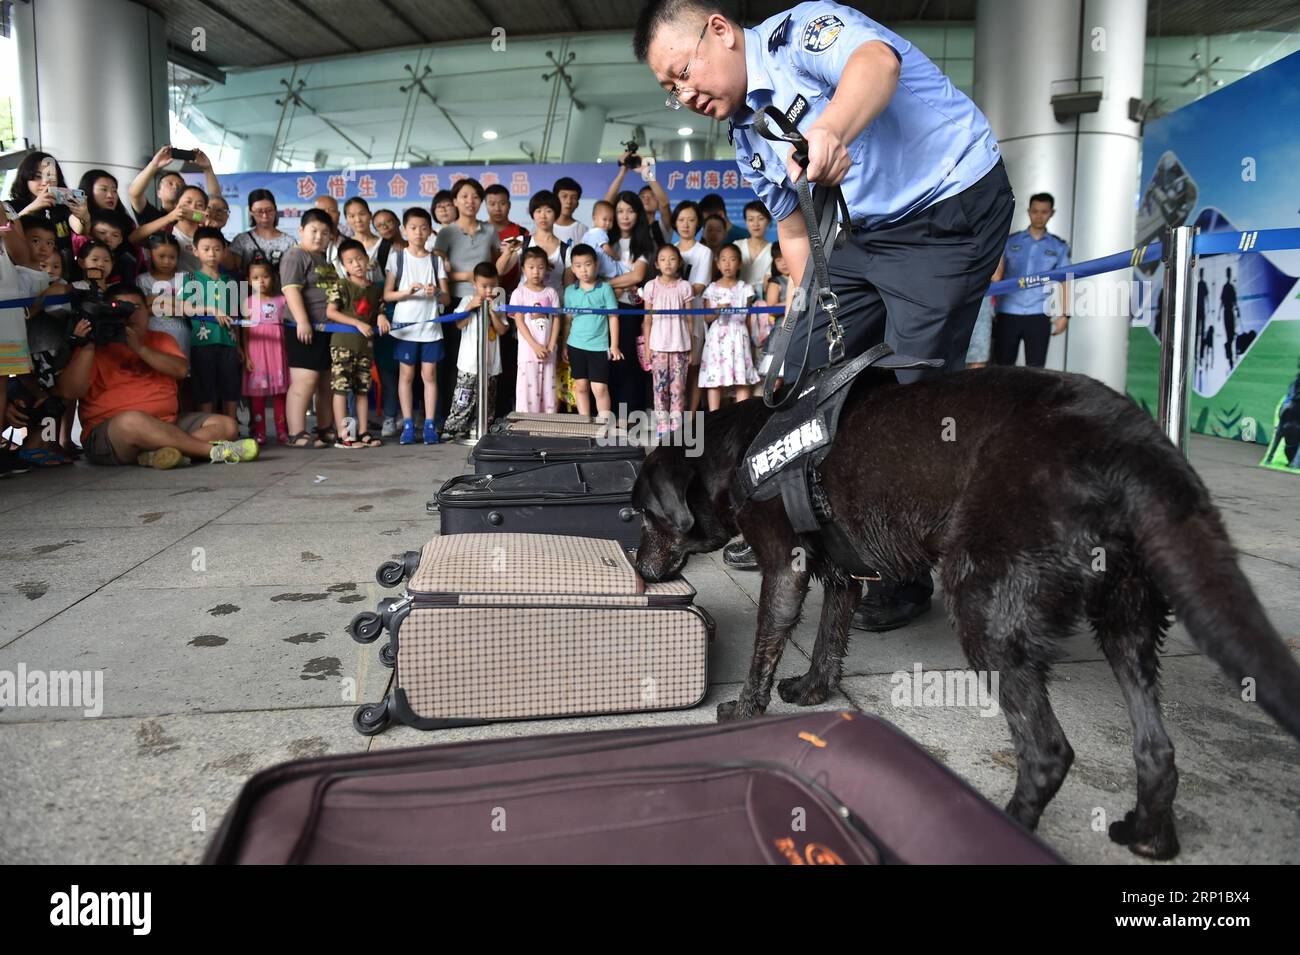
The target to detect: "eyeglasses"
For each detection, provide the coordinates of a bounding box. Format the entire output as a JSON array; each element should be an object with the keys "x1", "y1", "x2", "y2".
[{"x1": 665, "y1": 22, "x2": 709, "y2": 110}]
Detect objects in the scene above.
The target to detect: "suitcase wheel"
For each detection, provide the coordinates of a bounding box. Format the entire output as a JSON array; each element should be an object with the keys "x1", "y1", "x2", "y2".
[
  {"x1": 352, "y1": 701, "x2": 391, "y2": 736},
  {"x1": 375, "y1": 560, "x2": 407, "y2": 588},
  {"x1": 378, "y1": 642, "x2": 396, "y2": 668},
  {"x1": 348, "y1": 611, "x2": 384, "y2": 644}
]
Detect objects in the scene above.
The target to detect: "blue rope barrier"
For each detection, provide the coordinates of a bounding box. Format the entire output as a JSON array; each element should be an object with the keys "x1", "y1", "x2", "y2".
[
  {"x1": 1193, "y1": 227, "x2": 1300, "y2": 255},
  {"x1": 985, "y1": 227, "x2": 1300, "y2": 298},
  {"x1": 987, "y1": 243, "x2": 1163, "y2": 297},
  {"x1": 502, "y1": 304, "x2": 784, "y2": 316}
]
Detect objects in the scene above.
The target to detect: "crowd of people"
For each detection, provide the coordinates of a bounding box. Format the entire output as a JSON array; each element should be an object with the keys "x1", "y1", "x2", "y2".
[{"x1": 1, "y1": 145, "x2": 800, "y2": 474}]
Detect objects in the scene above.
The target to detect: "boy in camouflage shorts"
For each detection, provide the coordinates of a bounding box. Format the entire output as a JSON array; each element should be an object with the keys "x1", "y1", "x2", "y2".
[{"x1": 325, "y1": 239, "x2": 388, "y2": 447}]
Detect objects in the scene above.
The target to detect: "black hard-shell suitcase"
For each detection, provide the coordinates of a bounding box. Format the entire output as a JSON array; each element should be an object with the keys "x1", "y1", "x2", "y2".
[
  {"x1": 431, "y1": 459, "x2": 641, "y2": 549},
  {"x1": 205, "y1": 709, "x2": 1063, "y2": 864},
  {"x1": 469, "y1": 432, "x2": 644, "y2": 475}
]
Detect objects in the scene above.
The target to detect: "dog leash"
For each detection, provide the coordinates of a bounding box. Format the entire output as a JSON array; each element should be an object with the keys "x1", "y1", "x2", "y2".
[{"x1": 753, "y1": 105, "x2": 852, "y2": 409}]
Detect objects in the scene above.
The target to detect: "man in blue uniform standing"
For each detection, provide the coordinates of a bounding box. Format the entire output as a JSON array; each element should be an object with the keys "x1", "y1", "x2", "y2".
[
  {"x1": 995, "y1": 192, "x2": 1071, "y2": 367},
  {"x1": 635, "y1": 0, "x2": 1015, "y2": 632}
]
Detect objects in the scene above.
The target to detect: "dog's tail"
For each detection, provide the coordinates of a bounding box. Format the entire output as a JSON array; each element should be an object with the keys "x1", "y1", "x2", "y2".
[{"x1": 1121, "y1": 439, "x2": 1300, "y2": 741}]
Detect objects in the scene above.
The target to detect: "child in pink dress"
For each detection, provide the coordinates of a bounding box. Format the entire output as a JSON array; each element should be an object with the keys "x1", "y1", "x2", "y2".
[
  {"x1": 698, "y1": 244, "x2": 758, "y2": 411},
  {"x1": 641, "y1": 245, "x2": 694, "y2": 434},
  {"x1": 241, "y1": 258, "x2": 289, "y2": 443},
  {"x1": 509, "y1": 247, "x2": 561, "y2": 413}
]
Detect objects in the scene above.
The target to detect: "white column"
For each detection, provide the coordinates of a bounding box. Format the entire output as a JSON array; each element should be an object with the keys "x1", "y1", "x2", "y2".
[
  {"x1": 1069, "y1": 0, "x2": 1147, "y2": 389},
  {"x1": 561, "y1": 102, "x2": 608, "y2": 163},
  {"x1": 12, "y1": 0, "x2": 170, "y2": 189},
  {"x1": 975, "y1": 0, "x2": 1146, "y2": 390}
]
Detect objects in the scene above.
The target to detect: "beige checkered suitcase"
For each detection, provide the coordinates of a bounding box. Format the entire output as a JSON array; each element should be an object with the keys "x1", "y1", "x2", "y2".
[
  {"x1": 506, "y1": 411, "x2": 598, "y2": 424},
  {"x1": 349, "y1": 533, "x2": 713, "y2": 735},
  {"x1": 491, "y1": 411, "x2": 625, "y2": 439}
]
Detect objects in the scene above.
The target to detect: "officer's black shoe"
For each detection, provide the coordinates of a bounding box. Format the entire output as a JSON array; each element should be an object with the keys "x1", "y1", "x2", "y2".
[
  {"x1": 722, "y1": 539, "x2": 758, "y2": 570},
  {"x1": 850, "y1": 593, "x2": 932, "y2": 633}
]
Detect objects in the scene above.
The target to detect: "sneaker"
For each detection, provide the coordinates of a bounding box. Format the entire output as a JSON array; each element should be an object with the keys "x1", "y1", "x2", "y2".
[
  {"x1": 209, "y1": 438, "x2": 260, "y2": 464},
  {"x1": 137, "y1": 447, "x2": 185, "y2": 470},
  {"x1": 399, "y1": 419, "x2": 415, "y2": 445},
  {"x1": 381, "y1": 417, "x2": 397, "y2": 438},
  {"x1": 423, "y1": 421, "x2": 439, "y2": 445},
  {"x1": 722, "y1": 539, "x2": 758, "y2": 571}
]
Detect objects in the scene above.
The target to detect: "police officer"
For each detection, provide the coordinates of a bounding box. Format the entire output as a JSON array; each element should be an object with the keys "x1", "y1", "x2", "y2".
[
  {"x1": 995, "y1": 192, "x2": 1072, "y2": 367},
  {"x1": 636, "y1": 0, "x2": 1014, "y2": 632}
]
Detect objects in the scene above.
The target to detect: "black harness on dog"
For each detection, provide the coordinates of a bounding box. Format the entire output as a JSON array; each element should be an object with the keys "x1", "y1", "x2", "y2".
[
  {"x1": 731, "y1": 344, "x2": 941, "y2": 576},
  {"x1": 732, "y1": 107, "x2": 943, "y2": 578}
]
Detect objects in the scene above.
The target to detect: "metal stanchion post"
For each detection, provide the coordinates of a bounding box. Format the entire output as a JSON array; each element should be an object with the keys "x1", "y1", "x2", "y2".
[
  {"x1": 456, "y1": 296, "x2": 491, "y2": 447},
  {"x1": 1156, "y1": 225, "x2": 1197, "y2": 456}
]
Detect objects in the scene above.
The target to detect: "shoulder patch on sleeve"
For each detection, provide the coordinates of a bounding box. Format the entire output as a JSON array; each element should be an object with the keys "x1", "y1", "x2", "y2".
[{"x1": 802, "y1": 14, "x2": 845, "y2": 54}]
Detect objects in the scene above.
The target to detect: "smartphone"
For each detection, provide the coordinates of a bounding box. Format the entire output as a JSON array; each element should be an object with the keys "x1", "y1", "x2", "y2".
[
  {"x1": 170, "y1": 147, "x2": 198, "y2": 162},
  {"x1": 49, "y1": 187, "x2": 87, "y2": 206},
  {"x1": 640, "y1": 157, "x2": 657, "y2": 182}
]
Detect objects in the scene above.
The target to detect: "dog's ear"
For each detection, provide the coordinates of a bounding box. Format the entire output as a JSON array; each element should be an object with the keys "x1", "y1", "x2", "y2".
[{"x1": 643, "y1": 453, "x2": 698, "y2": 537}]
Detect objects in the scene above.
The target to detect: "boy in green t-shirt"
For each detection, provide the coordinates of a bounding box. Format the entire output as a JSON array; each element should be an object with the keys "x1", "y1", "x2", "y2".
[
  {"x1": 185, "y1": 226, "x2": 242, "y2": 419},
  {"x1": 562, "y1": 244, "x2": 621, "y2": 418},
  {"x1": 326, "y1": 239, "x2": 389, "y2": 447}
]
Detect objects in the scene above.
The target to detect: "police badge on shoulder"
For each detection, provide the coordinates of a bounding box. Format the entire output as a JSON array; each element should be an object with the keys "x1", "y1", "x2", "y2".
[{"x1": 802, "y1": 14, "x2": 845, "y2": 54}]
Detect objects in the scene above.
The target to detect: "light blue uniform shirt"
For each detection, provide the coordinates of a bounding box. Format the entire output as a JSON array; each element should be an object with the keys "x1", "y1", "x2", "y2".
[
  {"x1": 998, "y1": 229, "x2": 1072, "y2": 315},
  {"x1": 728, "y1": 1, "x2": 1001, "y2": 230}
]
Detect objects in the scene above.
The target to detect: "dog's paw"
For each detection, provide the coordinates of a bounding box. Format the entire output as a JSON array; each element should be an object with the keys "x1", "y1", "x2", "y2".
[
  {"x1": 1004, "y1": 797, "x2": 1042, "y2": 831},
  {"x1": 1109, "y1": 810, "x2": 1180, "y2": 860},
  {"x1": 777, "y1": 674, "x2": 832, "y2": 706},
  {"x1": 718, "y1": 700, "x2": 760, "y2": 722}
]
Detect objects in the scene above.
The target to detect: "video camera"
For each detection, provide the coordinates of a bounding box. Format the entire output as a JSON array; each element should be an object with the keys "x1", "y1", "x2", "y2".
[
  {"x1": 620, "y1": 141, "x2": 642, "y2": 170},
  {"x1": 74, "y1": 284, "x2": 134, "y2": 346}
]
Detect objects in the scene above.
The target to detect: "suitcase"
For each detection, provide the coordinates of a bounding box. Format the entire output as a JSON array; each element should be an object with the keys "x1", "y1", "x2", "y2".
[
  {"x1": 204, "y1": 709, "x2": 1063, "y2": 864},
  {"x1": 506, "y1": 411, "x2": 597, "y2": 424},
  {"x1": 349, "y1": 533, "x2": 712, "y2": 735},
  {"x1": 469, "y1": 432, "x2": 644, "y2": 475},
  {"x1": 491, "y1": 414, "x2": 618, "y2": 438},
  {"x1": 432, "y1": 459, "x2": 642, "y2": 549}
]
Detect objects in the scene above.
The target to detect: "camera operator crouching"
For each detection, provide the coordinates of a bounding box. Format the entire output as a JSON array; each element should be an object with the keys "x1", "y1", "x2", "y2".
[{"x1": 57, "y1": 284, "x2": 260, "y2": 468}]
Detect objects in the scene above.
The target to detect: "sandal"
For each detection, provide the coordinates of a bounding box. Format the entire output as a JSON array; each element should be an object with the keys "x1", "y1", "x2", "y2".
[
  {"x1": 334, "y1": 435, "x2": 360, "y2": 449},
  {"x1": 357, "y1": 431, "x2": 382, "y2": 448},
  {"x1": 284, "y1": 431, "x2": 327, "y2": 449},
  {"x1": 18, "y1": 447, "x2": 66, "y2": 468},
  {"x1": 316, "y1": 426, "x2": 338, "y2": 446}
]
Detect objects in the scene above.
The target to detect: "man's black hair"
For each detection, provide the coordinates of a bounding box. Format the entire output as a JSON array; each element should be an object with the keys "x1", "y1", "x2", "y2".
[
  {"x1": 633, "y1": 0, "x2": 726, "y2": 63},
  {"x1": 1029, "y1": 193, "x2": 1055, "y2": 208},
  {"x1": 552, "y1": 176, "x2": 583, "y2": 198},
  {"x1": 107, "y1": 282, "x2": 145, "y2": 302}
]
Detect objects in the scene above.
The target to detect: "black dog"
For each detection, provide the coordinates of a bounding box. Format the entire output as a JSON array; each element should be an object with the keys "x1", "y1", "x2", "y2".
[{"x1": 632, "y1": 365, "x2": 1300, "y2": 859}]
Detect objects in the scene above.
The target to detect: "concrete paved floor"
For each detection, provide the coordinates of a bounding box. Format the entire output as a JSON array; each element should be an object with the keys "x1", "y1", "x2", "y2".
[{"x1": 0, "y1": 432, "x2": 1296, "y2": 864}]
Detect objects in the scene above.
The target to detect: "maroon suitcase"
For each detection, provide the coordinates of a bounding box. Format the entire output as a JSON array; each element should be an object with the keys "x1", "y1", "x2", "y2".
[{"x1": 204, "y1": 710, "x2": 1061, "y2": 864}]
